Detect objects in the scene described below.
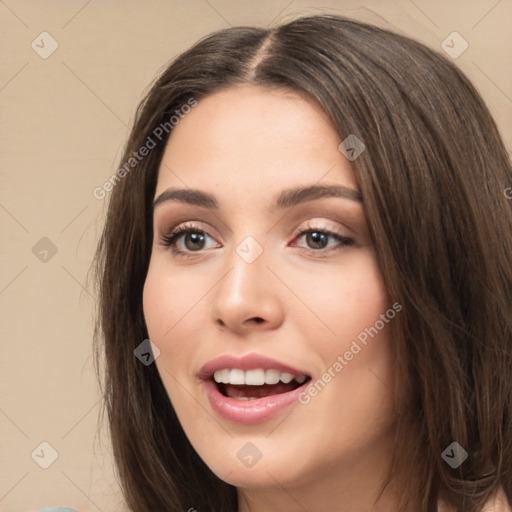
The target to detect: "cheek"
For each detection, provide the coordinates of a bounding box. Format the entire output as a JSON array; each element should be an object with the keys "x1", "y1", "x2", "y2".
[
  {"x1": 142, "y1": 258, "x2": 211, "y2": 379},
  {"x1": 283, "y1": 250, "x2": 390, "y2": 344},
  {"x1": 142, "y1": 262, "x2": 204, "y2": 414},
  {"x1": 143, "y1": 267, "x2": 172, "y2": 338},
  {"x1": 143, "y1": 258, "x2": 201, "y2": 340},
  {"x1": 291, "y1": 251, "x2": 396, "y2": 422},
  {"x1": 327, "y1": 253, "x2": 395, "y2": 380}
]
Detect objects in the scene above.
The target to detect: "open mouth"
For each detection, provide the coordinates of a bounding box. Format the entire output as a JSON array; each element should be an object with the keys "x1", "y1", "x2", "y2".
[
  {"x1": 201, "y1": 361, "x2": 313, "y2": 423},
  {"x1": 211, "y1": 369, "x2": 311, "y2": 400}
]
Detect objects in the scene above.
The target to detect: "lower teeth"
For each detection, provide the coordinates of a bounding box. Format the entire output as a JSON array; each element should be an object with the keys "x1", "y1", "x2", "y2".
[{"x1": 216, "y1": 380, "x2": 308, "y2": 400}]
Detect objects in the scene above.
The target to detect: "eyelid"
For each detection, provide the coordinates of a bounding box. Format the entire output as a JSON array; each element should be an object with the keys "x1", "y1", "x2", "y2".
[
  {"x1": 291, "y1": 219, "x2": 346, "y2": 239},
  {"x1": 160, "y1": 218, "x2": 348, "y2": 243}
]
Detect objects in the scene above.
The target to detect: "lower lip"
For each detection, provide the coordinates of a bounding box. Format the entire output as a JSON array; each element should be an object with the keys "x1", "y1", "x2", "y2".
[{"x1": 202, "y1": 379, "x2": 307, "y2": 425}]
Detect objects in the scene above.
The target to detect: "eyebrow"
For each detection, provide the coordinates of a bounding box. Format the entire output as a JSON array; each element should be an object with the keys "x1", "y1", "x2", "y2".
[{"x1": 153, "y1": 184, "x2": 362, "y2": 211}]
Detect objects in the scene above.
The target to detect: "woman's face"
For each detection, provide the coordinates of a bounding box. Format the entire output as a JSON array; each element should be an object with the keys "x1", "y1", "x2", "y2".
[{"x1": 143, "y1": 85, "x2": 397, "y2": 496}]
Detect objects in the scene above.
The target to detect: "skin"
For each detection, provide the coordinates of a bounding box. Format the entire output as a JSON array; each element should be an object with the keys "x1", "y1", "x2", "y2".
[{"x1": 143, "y1": 85, "x2": 417, "y2": 511}]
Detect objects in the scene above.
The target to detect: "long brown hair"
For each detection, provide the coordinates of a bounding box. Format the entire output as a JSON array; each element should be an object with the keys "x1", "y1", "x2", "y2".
[{"x1": 93, "y1": 14, "x2": 512, "y2": 512}]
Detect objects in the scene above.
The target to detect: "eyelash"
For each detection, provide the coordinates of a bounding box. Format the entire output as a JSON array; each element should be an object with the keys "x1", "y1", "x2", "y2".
[{"x1": 159, "y1": 222, "x2": 354, "y2": 259}]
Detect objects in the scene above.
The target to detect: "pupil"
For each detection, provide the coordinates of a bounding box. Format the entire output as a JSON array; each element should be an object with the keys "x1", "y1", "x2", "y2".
[
  {"x1": 308, "y1": 232, "x2": 327, "y2": 249},
  {"x1": 185, "y1": 232, "x2": 205, "y2": 250}
]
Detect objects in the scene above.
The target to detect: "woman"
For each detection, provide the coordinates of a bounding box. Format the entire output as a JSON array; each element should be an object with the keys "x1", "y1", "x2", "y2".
[{"x1": 94, "y1": 14, "x2": 512, "y2": 512}]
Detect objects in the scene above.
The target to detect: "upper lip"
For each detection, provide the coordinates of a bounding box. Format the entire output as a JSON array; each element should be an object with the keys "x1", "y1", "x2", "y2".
[{"x1": 198, "y1": 353, "x2": 311, "y2": 380}]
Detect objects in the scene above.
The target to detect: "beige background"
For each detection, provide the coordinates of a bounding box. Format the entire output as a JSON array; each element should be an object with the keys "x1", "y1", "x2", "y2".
[{"x1": 1, "y1": 1, "x2": 511, "y2": 511}]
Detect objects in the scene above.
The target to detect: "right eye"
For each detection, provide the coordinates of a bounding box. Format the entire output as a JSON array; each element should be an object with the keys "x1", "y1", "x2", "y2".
[{"x1": 160, "y1": 223, "x2": 220, "y2": 258}]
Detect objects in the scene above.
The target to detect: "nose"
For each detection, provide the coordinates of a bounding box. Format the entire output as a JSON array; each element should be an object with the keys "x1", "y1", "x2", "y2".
[{"x1": 209, "y1": 244, "x2": 284, "y2": 335}]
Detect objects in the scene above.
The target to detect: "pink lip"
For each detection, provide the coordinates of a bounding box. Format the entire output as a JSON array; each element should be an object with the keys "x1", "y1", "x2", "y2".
[
  {"x1": 198, "y1": 353, "x2": 309, "y2": 380},
  {"x1": 198, "y1": 353, "x2": 311, "y2": 425},
  {"x1": 201, "y1": 378, "x2": 309, "y2": 425}
]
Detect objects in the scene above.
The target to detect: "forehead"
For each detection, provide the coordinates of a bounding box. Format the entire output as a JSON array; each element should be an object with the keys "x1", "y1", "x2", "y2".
[{"x1": 155, "y1": 85, "x2": 358, "y2": 198}]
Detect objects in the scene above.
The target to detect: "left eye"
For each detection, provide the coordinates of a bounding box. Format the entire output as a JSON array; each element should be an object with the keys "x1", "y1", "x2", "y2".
[{"x1": 293, "y1": 228, "x2": 354, "y2": 251}]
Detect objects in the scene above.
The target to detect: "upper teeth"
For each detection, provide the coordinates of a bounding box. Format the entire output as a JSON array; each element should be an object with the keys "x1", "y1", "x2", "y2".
[{"x1": 213, "y1": 369, "x2": 307, "y2": 386}]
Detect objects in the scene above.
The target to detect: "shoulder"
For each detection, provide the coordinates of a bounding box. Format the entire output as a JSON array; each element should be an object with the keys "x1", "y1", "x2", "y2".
[
  {"x1": 438, "y1": 487, "x2": 510, "y2": 512},
  {"x1": 483, "y1": 487, "x2": 511, "y2": 512}
]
